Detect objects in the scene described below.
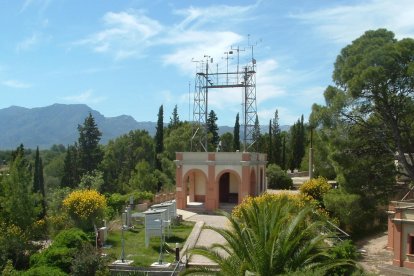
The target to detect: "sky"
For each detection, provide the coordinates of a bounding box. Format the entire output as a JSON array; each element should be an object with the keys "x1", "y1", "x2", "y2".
[{"x1": 1, "y1": 0, "x2": 414, "y2": 126}]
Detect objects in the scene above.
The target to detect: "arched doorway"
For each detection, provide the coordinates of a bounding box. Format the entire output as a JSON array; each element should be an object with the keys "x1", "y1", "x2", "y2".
[
  {"x1": 185, "y1": 170, "x2": 207, "y2": 207},
  {"x1": 219, "y1": 171, "x2": 239, "y2": 204}
]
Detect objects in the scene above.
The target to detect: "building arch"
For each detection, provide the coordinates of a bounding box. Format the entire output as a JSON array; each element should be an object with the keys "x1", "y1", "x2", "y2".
[
  {"x1": 216, "y1": 169, "x2": 241, "y2": 205},
  {"x1": 183, "y1": 169, "x2": 208, "y2": 203}
]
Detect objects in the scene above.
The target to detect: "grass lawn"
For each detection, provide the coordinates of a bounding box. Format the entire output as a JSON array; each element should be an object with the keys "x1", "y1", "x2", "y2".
[{"x1": 103, "y1": 221, "x2": 194, "y2": 266}]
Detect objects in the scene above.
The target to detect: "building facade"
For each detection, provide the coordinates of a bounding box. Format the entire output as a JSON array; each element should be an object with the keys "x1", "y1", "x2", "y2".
[
  {"x1": 175, "y1": 152, "x2": 267, "y2": 211},
  {"x1": 388, "y1": 200, "x2": 414, "y2": 269}
]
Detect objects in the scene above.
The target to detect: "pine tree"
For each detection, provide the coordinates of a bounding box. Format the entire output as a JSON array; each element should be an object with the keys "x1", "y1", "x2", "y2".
[
  {"x1": 155, "y1": 105, "x2": 164, "y2": 171},
  {"x1": 33, "y1": 147, "x2": 46, "y2": 218},
  {"x1": 78, "y1": 113, "x2": 103, "y2": 176},
  {"x1": 233, "y1": 113, "x2": 240, "y2": 151},
  {"x1": 168, "y1": 105, "x2": 180, "y2": 129},
  {"x1": 207, "y1": 110, "x2": 219, "y2": 151}
]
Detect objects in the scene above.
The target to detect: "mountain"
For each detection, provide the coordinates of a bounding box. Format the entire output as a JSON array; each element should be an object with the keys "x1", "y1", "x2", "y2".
[
  {"x1": 0, "y1": 104, "x2": 156, "y2": 149},
  {"x1": 0, "y1": 104, "x2": 291, "y2": 150}
]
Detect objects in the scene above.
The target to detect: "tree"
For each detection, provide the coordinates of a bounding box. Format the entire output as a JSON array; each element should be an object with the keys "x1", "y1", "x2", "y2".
[
  {"x1": 77, "y1": 113, "x2": 103, "y2": 176},
  {"x1": 33, "y1": 147, "x2": 46, "y2": 219},
  {"x1": 128, "y1": 160, "x2": 158, "y2": 193},
  {"x1": 272, "y1": 110, "x2": 282, "y2": 166},
  {"x1": 266, "y1": 164, "x2": 293, "y2": 190},
  {"x1": 168, "y1": 104, "x2": 181, "y2": 129},
  {"x1": 281, "y1": 132, "x2": 287, "y2": 170},
  {"x1": 185, "y1": 195, "x2": 357, "y2": 275},
  {"x1": 268, "y1": 120, "x2": 273, "y2": 164},
  {"x1": 63, "y1": 190, "x2": 107, "y2": 231},
  {"x1": 61, "y1": 144, "x2": 79, "y2": 189},
  {"x1": 155, "y1": 105, "x2": 164, "y2": 171},
  {"x1": 331, "y1": 28, "x2": 414, "y2": 182},
  {"x1": 233, "y1": 113, "x2": 240, "y2": 151},
  {"x1": 207, "y1": 110, "x2": 219, "y2": 151},
  {"x1": 0, "y1": 150, "x2": 39, "y2": 230},
  {"x1": 289, "y1": 115, "x2": 306, "y2": 171},
  {"x1": 101, "y1": 130, "x2": 155, "y2": 193},
  {"x1": 252, "y1": 115, "x2": 261, "y2": 152},
  {"x1": 220, "y1": 132, "x2": 233, "y2": 152}
]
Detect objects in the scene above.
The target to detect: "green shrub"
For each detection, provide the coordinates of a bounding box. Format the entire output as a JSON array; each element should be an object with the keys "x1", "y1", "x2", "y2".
[
  {"x1": 29, "y1": 228, "x2": 90, "y2": 274},
  {"x1": 323, "y1": 189, "x2": 367, "y2": 234},
  {"x1": 52, "y1": 228, "x2": 90, "y2": 249},
  {"x1": 266, "y1": 164, "x2": 293, "y2": 189},
  {"x1": 70, "y1": 243, "x2": 109, "y2": 276},
  {"x1": 22, "y1": 265, "x2": 67, "y2": 276},
  {"x1": 107, "y1": 193, "x2": 127, "y2": 214},
  {"x1": 300, "y1": 176, "x2": 331, "y2": 204},
  {"x1": 328, "y1": 240, "x2": 361, "y2": 275}
]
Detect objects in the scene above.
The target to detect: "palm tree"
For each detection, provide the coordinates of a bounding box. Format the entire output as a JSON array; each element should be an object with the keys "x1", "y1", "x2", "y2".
[{"x1": 183, "y1": 196, "x2": 357, "y2": 275}]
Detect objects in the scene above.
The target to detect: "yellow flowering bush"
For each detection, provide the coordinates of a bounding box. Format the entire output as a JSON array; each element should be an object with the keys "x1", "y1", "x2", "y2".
[
  {"x1": 232, "y1": 192, "x2": 317, "y2": 218},
  {"x1": 300, "y1": 176, "x2": 331, "y2": 204},
  {"x1": 63, "y1": 189, "x2": 107, "y2": 231}
]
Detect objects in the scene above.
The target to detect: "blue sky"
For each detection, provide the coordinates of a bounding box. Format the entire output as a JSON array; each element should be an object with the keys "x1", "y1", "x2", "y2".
[{"x1": 1, "y1": 0, "x2": 414, "y2": 126}]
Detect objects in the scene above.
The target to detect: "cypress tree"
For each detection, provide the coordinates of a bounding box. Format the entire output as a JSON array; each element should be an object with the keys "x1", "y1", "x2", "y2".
[
  {"x1": 233, "y1": 113, "x2": 240, "y2": 151},
  {"x1": 272, "y1": 110, "x2": 282, "y2": 166},
  {"x1": 268, "y1": 120, "x2": 273, "y2": 164},
  {"x1": 155, "y1": 105, "x2": 164, "y2": 171}
]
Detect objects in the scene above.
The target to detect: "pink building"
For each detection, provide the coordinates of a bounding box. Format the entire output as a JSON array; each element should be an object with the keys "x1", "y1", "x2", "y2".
[
  {"x1": 175, "y1": 152, "x2": 267, "y2": 211},
  {"x1": 388, "y1": 200, "x2": 414, "y2": 269}
]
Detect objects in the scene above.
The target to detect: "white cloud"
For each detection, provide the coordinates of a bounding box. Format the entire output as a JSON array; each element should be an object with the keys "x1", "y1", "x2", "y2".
[
  {"x1": 16, "y1": 33, "x2": 39, "y2": 52},
  {"x1": 2, "y1": 79, "x2": 32, "y2": 89},
  {"x1": 291, "y1": 0, "x2": 414, "y2": 44},
  {"x1": 63, "y1": 89, "x2": 106, "y2": 104},
  {"x1": 75, "y1": 10, "x2": 163, "y2": 60},
  {"x1": 258, "y1": 106, "x2": 298, "y2": 126}
]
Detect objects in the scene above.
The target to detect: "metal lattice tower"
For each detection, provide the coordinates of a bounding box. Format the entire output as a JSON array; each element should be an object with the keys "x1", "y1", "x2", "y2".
[{"x1": 191, "y1": 42, "x2": 257, "y2": 152}]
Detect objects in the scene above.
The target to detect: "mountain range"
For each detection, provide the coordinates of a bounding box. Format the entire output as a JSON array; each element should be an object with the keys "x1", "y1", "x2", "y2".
[{"x1": 0, "y1": 104, "x2": 289, "y2": 150}]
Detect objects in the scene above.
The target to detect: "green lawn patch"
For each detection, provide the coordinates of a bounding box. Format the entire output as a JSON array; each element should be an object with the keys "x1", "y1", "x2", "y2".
[{"x1": 103, "y1": 221, "x2": 194, "y2": 266}]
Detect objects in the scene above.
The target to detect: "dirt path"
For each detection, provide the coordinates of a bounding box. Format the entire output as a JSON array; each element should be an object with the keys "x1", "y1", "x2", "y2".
[{"x1": 356, "y1": 231, "x2": 393, "y2": 275}]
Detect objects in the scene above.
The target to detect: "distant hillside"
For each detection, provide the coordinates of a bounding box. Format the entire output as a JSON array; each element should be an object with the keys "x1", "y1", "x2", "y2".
[
  {"x1": 0, "y1": 104, "x2": 155, "y2": 149},
  {"x1": 0, "y1": 104, "x2": 291, "y2": 150}
]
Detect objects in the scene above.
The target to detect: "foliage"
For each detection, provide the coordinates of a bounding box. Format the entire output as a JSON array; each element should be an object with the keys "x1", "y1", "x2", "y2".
[
  {"x1": 331, "y1": 29, "x2": 414, "y2": 182},
  {"x1": 0, "y1": 223, "x2": 33, "y2": 271},
  {"x1": 187, "y1": 195, "x2": 356, "y2": 275},
  {"x1": 168, "y1": 104, "x2": 181, "y2": 130},
  {"x1": 233, "y1": 113, "x2": 240, "y2": 151},
  {"x1": 328, "y1": 240, "x2": 362, "y2": 275},
  {"x1": 61, "y1": 144, "x2": 80, "y2": 189},
  {"x1": 0, "y1": 152, "x2": 40, "y2": 230},
  {"x1": 272, "y1": 109, "x2": 282, "y2": 166},
  {"x1": 155, "y1": 105, "x2": 164, "y2": 171},
  {"x1": 220, "y1": 132, "x2": 233, "y2": 152},
  {"x1": 101, "y1": 130, "x2": 155, "y2": 193},
  {"x1": 289, "y1": 115, "x2": 306, "y2": 171},
  {"x1": 266, "y1": 164, "x2": 293, "y2": 189},
  {"x1": 163, "y1": 122, "x2": 193, "y2": 159},
  {"x1": 77, "y1": 112, "x2": 103, "y2": 176},
  {"x1": 323, "y1": 189, "x2": 367, "y2": 234},
  {"x1": 22, "y1": 265, "x2": 67, "y2": 276},
  {"x1": 70, "y1": 243, "x2": 109, "y2": 276},
  {"x1": 79, "y1": 169, "x2": 104, "y2": 191},
  {"x1": 207, "y1": 110, "x2": 219, "y2": 151},
  {"x1": 300, "y1": 176, "x2": 331, "y2": 204},
  {"x1": 233, "y1": 192, "x2": 317, "y2": 219},
  {"x1": 33, "y1": 147, "x2": 46, "y2": 219},
  {"x1": 63, "y1": 189, "x2": 107, "y2": 231},
  {"x1": 128, "y1": 160, "x2": 158, "y2": 193},
  {"x1": 30, "y1": 228, "x2": 90, "y2": 274},
  {"x1": 252, "y1": 115, "x2": 261, "y2": 152}
]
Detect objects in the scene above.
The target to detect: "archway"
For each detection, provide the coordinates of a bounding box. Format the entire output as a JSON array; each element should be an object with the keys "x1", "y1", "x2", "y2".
[
  {"x1": 218, "y1": 171, "x2": 240, "y2": 204},
  {"x1": 184, "y1": 169, "x2": 207, "y2": 206}
]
